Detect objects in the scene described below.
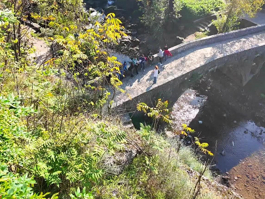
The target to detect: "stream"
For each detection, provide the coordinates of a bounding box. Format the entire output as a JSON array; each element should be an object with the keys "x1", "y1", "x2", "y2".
[
  {"x1": 176, "y1": 69, "x2": 265, "y2": 174},
  {"x1": 184, "y1": 67, "x2": 265, "y2": 199},
  {"x1": 187, "y1": 101, "x2": 265, "y2": 173}
]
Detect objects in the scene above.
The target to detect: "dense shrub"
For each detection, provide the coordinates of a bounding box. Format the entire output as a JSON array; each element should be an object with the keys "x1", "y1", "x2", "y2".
[{"x1": 180, "y1": 0, "x2": 224, "y2": 20}]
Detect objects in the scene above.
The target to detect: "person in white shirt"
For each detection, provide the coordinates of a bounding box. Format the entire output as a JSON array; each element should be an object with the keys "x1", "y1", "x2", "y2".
[
  {"x1": 158, "y1": 48, "x2": 164, "y2": 64},
  {"x1": 153, "y1": 65, "x2": 159, "y2": 84}
]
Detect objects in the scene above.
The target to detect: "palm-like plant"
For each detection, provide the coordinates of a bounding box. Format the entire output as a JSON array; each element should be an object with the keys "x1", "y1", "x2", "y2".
[{"x1": 137, "y1": 99, "x2": 172, "y2": 130}]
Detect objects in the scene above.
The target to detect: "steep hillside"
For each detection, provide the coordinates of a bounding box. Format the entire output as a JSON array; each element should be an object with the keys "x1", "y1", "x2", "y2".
[{"x1": 0, "y1": 1, "x2": 243, "y2": 198}]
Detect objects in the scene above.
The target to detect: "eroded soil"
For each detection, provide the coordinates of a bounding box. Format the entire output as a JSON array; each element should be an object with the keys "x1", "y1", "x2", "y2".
[{"x1": 228, "y1": 149, "x2": 265, "y2": 199}]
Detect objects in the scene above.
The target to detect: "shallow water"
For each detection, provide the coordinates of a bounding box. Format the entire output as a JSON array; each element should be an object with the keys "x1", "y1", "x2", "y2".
[
  {"x1": 190, "y1": 117, "x2": 265, "y2": 172},
  {"x1": 170, "y1": 87, "x2": 265, "y2": 172},
  {"x1": 214, "y1": 121, "x2": 265, "y2": 172},
  {"x1": 180, "y1": 68, "x2": 265, "y2": 173},
  {"x1": 171, "y1": 89, "x2": 207, "y2": 132}
]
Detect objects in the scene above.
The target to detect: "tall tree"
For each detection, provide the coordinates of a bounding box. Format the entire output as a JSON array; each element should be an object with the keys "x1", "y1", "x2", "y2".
[
  {"x1": 213, "y1": 0, "x2": 265, "y2": 33},
  {"x1": 138, "y1": 0, "x2": 182, "y2": 40}
]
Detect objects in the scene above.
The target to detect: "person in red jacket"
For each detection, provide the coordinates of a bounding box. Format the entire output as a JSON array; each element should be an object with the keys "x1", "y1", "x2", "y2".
[{"x1": 164, "y1": 46, "x2": 172, "y2": 61}]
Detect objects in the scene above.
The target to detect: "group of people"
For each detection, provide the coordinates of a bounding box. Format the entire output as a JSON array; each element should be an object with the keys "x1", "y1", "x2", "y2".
[
  {"x1": 118, "y1": 53, "x2": 154, "y2": 80},
  {"x1": 118, "y1": 46, "x2": 172, "y2": 84}
]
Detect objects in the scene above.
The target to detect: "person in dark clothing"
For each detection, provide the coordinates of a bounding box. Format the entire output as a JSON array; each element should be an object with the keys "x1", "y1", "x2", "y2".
[
  {"x1": 148, "y1": 52, "x2": 154, "y2": 64},
  {"x1": 128, "y1": 61, "x2": 134, "y2": 77},
  {"x1": 139, "y1": 54, "x2": 146, "y2": 71},
  {"x1": 118, "y1": 61, "x2": 126, "y2": 80},
  {"x1": 132, "y1": 58, "x2": 139, "y2": 75},
  {"x1": 123, "y1": 61, "x2": 127, "y2": 71}
]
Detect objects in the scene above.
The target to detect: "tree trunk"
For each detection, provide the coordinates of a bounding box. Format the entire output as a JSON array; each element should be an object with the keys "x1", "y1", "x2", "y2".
[
  {"x1": 12, "y1": 23, "x2": 19, "y2": 62},
  {"x1": 168, "y1": 0, "x2": 174, "y2": 13}
]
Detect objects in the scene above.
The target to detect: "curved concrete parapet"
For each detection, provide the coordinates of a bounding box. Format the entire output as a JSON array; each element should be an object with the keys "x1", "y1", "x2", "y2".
[
  {"x1": 113, "y1": 25, "x2": 265, "y2": 112},
  {"x1": 153, "y1": 24, "x2": 265, "y2": 61}
]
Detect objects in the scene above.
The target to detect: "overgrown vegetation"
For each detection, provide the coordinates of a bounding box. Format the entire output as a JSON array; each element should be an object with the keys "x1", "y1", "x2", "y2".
[
  {"x1": 137, "y1": 0, "x2": 182, "y2": 39},
  {"x1": 0, "y1": 0, "x2": 240, "y2": 198},
  {"x1": 212, "y1": 0, "x2": 265, "y2": 33},
  {"x1": 137, "y1": 0, "x2": 264, "y2": 37},
  {"x1": 194, "y1": 31, "x2": 209, "y2": 39},
  {"x1": 180, "y1": 0, "x2": 224, "y2": 19},
  {"x1": 93, "y1": 125, "x2": 216, "y2": 199},
  {"x1": 136, "y1": 0, "x2": 223, "y2": 37},
  {"x1": 137, "y1": 99, "x2": 172, "y2": 130}
]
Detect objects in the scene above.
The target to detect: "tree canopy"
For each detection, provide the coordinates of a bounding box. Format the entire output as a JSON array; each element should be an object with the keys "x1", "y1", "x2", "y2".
[
  {"x1": 213, "y1": 0, "x2": 265, "y2": 33},
  {"x1": 138, "y1": 0, "x2": 182, "y2": 38}
]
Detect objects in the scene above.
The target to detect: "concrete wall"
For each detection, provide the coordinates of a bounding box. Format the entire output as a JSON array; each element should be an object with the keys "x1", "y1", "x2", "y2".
[
  {"x1": 115, "y1": 44, "x2": 265, "y2": 113},
  {"x1": 218, "y1": 48, "x2": 265, "y2": 86}
]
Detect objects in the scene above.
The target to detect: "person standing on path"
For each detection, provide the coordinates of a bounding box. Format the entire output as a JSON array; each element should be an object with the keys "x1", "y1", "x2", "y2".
[
  {"x1": 121, "y1": 61, "x2": 127, "y2": 79},
  {"x1": 132, "y1": 57, "x2": 139, "y2": 75},
  {"x1": 158, "y1": 48, "x2": 164, "y2": 64},
  {"x1": 148, "y1": 52, "x2": 154, "y2": 64},
  {"x1": 139, "y1": 54, "x2": 146, "y2": 71},
  {"x1": 153, "y1": 65, "x2": 159, "y2": 84},
  {"x1": 164, "y1": 48, "x2": 172, "y2": 61},
  {"x1": 128, "y1": 59, "x2": 134, "y2": 77}
]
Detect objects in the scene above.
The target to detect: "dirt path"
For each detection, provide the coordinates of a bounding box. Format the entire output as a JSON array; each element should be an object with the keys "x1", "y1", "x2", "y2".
[
  {"x1": 229, "y1": 149, "x2": 265, "y2": 199},
  {"x1": 113, "y1": 30, "x2": 265, "y2": 108},
  {"x1": 27, "y1": 27, "x2": 51, "y2": 66}
]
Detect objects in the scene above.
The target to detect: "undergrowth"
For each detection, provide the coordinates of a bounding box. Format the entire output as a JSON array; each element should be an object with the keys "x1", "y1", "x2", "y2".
[{"x1": 94, "y1": 125, "x2": 218, "y2": 199}]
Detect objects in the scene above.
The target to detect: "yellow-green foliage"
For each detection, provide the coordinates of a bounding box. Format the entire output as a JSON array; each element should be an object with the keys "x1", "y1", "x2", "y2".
[
  {"x1": 1, "y1": 0, "x2": 126, "y2": 114},
  {"x1": 213, "y1": 0, "x2": 265, "y2": 33},
  {"x1": 181, "y1": 0, "x2": 224, "y2": 16},
  {"x1": 177, "y1": 124, "x2": 214, "y2": 156},
  {"x1": 178, "y1": 146, "x2": 212, "y2": 179},
  {"x1": 137, "y1": 99, "x2": 172, "y2": 130},
  {"x1": 195, "y1": 31, "x2": 209, "y2": 39}
]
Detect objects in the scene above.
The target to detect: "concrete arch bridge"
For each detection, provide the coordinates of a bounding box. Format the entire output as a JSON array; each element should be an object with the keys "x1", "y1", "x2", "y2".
[{"x1": 113, "y1": 24, "x2": 265, "y2": 112}]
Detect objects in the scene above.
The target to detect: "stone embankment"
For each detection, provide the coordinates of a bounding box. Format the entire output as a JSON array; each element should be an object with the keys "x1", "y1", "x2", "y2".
[{"x1": 113, "y1": 24, "x2": 265, "y2": 112}]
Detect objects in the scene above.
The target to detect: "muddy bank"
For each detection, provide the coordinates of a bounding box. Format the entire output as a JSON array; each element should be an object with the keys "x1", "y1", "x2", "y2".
[{"x1": 228, "y1": 149, "x2": 265, "y2": 199}]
